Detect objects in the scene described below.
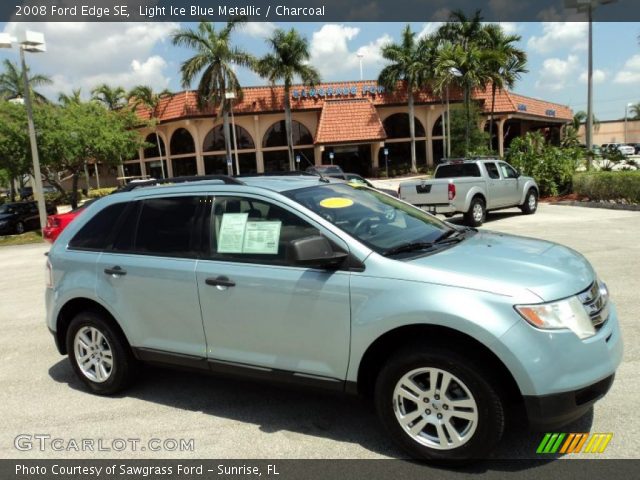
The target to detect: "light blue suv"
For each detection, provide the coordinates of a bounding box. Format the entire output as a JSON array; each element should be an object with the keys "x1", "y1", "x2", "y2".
[{"x1": 45, "y1": 174, "x2": 622, "y2": 461}]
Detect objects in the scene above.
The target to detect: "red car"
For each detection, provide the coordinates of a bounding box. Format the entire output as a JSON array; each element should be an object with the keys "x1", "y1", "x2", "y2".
[{"x1": 43, "y1": 200, "x2": 96, "y2": 243}]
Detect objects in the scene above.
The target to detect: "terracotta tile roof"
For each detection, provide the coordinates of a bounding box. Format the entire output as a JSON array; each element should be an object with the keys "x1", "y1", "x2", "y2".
[
  {"x1": 315, "y1": 99, "x2": 386, "y2": 145},
  {"x1": 133, "y1": 80, "x2": 572, "y2": 124}
]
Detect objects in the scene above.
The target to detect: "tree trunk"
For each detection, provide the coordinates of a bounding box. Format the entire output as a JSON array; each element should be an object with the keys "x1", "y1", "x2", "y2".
[
  {"x1": 70, "y1": 171, "x2": 79, "y2": 210},
  {"x1": 464, "y1": 85, "x2": 471, "y2": 156},
  {"x1": 489, "y1": 85, "x2": 496, "y2": 152},
  {"x1": 222, "y1": 107, "x2": 233, "y2": 176},
  {"x1": 284, "y1": 88, "x2": 295, "y2": 171},
  {"x1": 408, "y1": 92, "x2": 417, "y2": 173},
  {"x1": 155, "y1": 131, "x2": 166, "y2": 179},
  {"x1": 9, "y1": 177, "x2": 16, "y2": 202}
]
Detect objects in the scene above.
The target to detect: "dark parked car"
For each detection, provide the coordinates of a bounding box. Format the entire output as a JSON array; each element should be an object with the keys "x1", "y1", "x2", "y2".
[{"x1": 0, "y1": 201, "x2": 57, "y2": 235}]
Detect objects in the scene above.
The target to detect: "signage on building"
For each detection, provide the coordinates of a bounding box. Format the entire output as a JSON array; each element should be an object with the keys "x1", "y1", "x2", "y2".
[{"x1": 292, "y1": 84, "x2": 385, "y2": 100}]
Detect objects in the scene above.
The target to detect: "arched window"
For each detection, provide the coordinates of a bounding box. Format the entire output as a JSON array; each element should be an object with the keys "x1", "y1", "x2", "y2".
[
  {"x1": 203, "y1": 125, "x2": 255, "y2": 152},
  {"x1": 170, "y1": 128, "x2": 195, "y2": 155},
  {"x1": 143, "y1": 133, "x2": 165, "y2": 159},
  {"x1": 383, "y1": 113, "x2": 425, "y2": 139},
  {"x1": 262, "y1": 120, "x2": 313, "y2": 148}
]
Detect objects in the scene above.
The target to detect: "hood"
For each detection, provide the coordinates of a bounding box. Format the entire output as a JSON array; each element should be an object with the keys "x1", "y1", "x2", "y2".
[
  {"x1": 0, "y1": 213, "x2": 15, "y2": 222},
  {"x1": 406, "y1": 231, "x2": 594, "y2": 301}
]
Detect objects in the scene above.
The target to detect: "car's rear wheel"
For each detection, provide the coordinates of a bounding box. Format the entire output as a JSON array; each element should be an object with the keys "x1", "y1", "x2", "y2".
[
  {"x1": 15, "y1": 221, "x2": 25, "y2": 234},
  {"x1": 520, "y1": 189, "x2": 538, "y2": 215},
  {"x1": 375, "y1": 347, "x2": 505, "y2": 462},
  {"x1": 66, "y1": 311, "x2": 137, "y2": 395},
  {"x1": 464, "y1": 197, "x2": 486, "y2": 227}
]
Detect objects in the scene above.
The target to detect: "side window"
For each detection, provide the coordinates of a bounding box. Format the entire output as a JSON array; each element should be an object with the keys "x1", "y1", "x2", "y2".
[
  {"x1": 69, "y1": 202, "x2": 129, "y2": 250},
  {"x1": 485, "y1": 162, "x2": 500, "y2": 179},
  {"x1": 120, "y1": 196, "x2": 204, "y2": 257},
  {"x1": 499, "y1": 163, "x2": 518, "y2": 179},
  {"x1": 209, "y1": 196, "x2": 321, "y2": 266}
]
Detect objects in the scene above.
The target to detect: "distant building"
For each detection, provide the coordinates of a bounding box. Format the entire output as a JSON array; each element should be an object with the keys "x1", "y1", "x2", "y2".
[{"x1": 578, "y1": 119, "x2": 640, "y2": 146}]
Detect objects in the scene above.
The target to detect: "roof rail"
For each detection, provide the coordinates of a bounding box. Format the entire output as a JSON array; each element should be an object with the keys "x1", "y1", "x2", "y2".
[
  {"x1": 235, "y1": 171, "x2": 318, "y2": 178},
  {"x1": 116, "y1": 175, "x2": 245, "y2": 192},
  {"x1": 442, "y1": 156, "x2": 498, "y2": 162}
]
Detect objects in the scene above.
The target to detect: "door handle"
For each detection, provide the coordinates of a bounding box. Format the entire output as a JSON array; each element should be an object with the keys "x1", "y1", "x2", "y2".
[
  {"x1": 104, "y1": 266, "x2": 127, "y2": 276},
  {"x1": 205, "y1": 276, "x2": 236, "y2": 288}
]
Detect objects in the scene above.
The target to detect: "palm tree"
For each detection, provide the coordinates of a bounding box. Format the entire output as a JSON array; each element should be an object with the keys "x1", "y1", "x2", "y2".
[
  {"x1": 127, "y1": 85, "x2": 172, "y2": 179},
  {"x1": 172, "y1": 20, "x2": 255, "y2": 175},
  {"x1": 0, "y1": 59, "x2": 52, "y2": 102},
  {"x1": 378, "y1": 25, "x2": 432, "y2": 173},
  {"x1": 629, "y1": 102, "x2": 640, "y2": 120},
  {"x1": 91, "y1": 84, "x2": 127, "y2": 110},
  {"x1": 256, "y1": 28, "x2": 320, "y2": 170},
  {"x1": 482, "y1": 24, "x2": 527, "y2": 151},
  {"x1": 58, "y1": 88, "x2": 83, "y2": 105}
]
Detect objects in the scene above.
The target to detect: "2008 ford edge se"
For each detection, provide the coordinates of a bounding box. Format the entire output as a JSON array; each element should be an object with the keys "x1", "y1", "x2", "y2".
[{"x1": 45, "y1": 175, "x2": 622, "y2": 461}]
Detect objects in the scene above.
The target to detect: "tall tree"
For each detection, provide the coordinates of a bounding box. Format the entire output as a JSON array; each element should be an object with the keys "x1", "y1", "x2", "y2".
[
  {"x1": 256, "y1": 28, "x2": 320, "y2": 170},
  {"x1": 0, "y1": 101, "x2": 31, "y2": 200},
  {"x1": 629, "y1": 102, "x2": 640, "y2": 120},
  {"x1": 378, "y1": 25, "x2": 432, "y2": 173},
  {"x1": 172, "y1": 20, "x2": 255, "y2": 175},
  {"x1": 127, "y1": 85, "x2": 172, "y2": 179},
  {"x1": 0, "y1": 59, "x2": 52, "y2": 103},
  {"x1": 482, "y1": 24, "x2": 527, "y2": 152},
  {"x1": 58, "y1": 88, "x2": 83, "y2": 106},
  {"x1": 91, "y1": 84, "x2": 127, "y2": 110}
]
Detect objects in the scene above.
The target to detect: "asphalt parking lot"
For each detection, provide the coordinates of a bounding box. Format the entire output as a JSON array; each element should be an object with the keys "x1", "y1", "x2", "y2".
[{"x1": 0, "y1": 203, "x2": 638, "y2": 460}]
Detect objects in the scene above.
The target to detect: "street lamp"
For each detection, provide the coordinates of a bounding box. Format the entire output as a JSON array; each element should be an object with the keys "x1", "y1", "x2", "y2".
[
  {"x1": 446, "y1": 67, "x2": 462, "y2": 158},
  {"x1": 625, "y1": 102, "x2": 634, "y2": 143},
  {"x1": 565, "y1": 0, "x2": 617, "y2": 168},
  {"x1": 356, "y1": 52, "x2": 364, "y2": 81},
  {"x1": 225, "y1": 91, "x2": 240, "y2": 175},
  {"x1": 0, "y1": 30, "x2": 48, "y2": 235}
]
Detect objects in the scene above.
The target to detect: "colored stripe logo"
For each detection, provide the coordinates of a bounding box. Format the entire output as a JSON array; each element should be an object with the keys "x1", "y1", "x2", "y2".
[{"x1": 537, "y1": 433, "x2": 612, "y2": 454}]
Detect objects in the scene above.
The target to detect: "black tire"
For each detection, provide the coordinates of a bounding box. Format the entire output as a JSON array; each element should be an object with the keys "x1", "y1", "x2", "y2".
[
  {"x1": 374, "y1": 347, "x2": 505, "y2": 463},
  {"x1": 520, "y1": 188, "x2": 538, "y2": 215},
  {"x1": 15, "y1": 221, "x2": 25, "y2": 235},
  {"x1": 66, "y1": 311, "x2": 137, "y2": 395},
  {"x1": 463, "y1": 197, "x2": 486, "y2": 227}
]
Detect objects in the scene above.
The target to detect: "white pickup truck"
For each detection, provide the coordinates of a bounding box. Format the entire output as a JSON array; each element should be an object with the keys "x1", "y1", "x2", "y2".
[{"x1": 398, "y1": 159, "x2": 539, "y2": 226}]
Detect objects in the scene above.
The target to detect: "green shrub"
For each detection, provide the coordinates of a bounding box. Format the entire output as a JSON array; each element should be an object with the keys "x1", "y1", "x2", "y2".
[
  {"x1": 87, "y1": 187, "x2": 116, "y2": 198},
  {"x1": 573, "y1": 172, "x2": 640, "y2": 203},
  {"x1": 506, "y1": 132, "x2": 582, "y2": 197}
]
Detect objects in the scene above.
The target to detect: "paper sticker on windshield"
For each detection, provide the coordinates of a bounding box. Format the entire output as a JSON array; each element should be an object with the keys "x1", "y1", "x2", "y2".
[
  {"x1": 243, "y1": 221, "x2": 281, "y2": 254},
  {"x1": 319, "y1": 197, "x2": 354, "y2": 209},
  {"x1": 217, "y1": 213, "x2": 248, "y2": 253}
]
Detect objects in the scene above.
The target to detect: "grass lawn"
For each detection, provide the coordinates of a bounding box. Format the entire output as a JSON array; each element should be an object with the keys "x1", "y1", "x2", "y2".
[{"x1": 0, "y1": 231, "x2": 46, "y2": 247}]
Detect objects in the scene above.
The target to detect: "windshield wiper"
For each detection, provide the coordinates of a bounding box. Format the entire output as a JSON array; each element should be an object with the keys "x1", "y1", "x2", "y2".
[{"x1": 382, "y1": 229, "x2": 465, "y2": 257}]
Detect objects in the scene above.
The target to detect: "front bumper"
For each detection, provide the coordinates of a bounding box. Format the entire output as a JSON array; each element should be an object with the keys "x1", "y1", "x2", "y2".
[{"x1": 524, "y1": 374, "x2": 615, "y2": 430}]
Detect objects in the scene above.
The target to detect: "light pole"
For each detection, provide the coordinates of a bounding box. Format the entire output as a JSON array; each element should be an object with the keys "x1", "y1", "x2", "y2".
[
  {"x1": 225, "y1": 91, "x2": 240, "y2": 175},
  {"x1": 357, "y1": 53, "x2": 364, "y2": 80},
  {"x1": 625, "y1": 102, "x2": 633, "y2": 143},
  {"x1": 446, "y1": 67, "x2": 462, "y2": 158},
  {"x1": 1, "y1": 30, "x2": 48, "y2": 234},
  {"x1": 565, "y1": 0, "x2": 617, "y2": 169}
]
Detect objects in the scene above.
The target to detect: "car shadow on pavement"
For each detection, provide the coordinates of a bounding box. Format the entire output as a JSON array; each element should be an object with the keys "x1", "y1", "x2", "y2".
[{"x1": 48, "y1": 359, "x2": 593, "y2": 467}]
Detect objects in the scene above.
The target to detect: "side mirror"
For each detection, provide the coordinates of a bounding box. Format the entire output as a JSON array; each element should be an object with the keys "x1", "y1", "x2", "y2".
[{"x1": 290, "y1": 235, "x2": 348, "y2": 269}]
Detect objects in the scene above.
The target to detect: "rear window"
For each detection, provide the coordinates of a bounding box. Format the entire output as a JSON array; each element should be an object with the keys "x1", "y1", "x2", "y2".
[
  {"x1": 435, "y1": 163, "x2": 481, "y2": 178},
  {"x1": 69, "y1": 202, "x2": 128, "y2": 250}
]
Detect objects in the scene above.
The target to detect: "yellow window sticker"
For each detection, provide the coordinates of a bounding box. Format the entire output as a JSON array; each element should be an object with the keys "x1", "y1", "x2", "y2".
[{"x1": 319, "y1": 197, "x2": 354, "y2": 209}]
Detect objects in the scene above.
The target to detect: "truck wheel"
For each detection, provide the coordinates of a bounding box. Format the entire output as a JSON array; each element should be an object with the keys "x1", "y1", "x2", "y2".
[
  {"x1": 66, "y1": 311, "x2": 137, "y2": 395},
  {"x1": 520, "y1": 189, "x2": 538, "y2": 215},
  {"x1": 375, "y1": 347, "x2": 505, "y2": 462},
  {"x1": 464, "y1": 198, "x2": 486, "y2": 227}
]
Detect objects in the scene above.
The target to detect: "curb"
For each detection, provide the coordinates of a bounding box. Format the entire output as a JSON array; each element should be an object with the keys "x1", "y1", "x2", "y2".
[{"x1": 548, "y1": 200, "x2": 640, "y2": 212}]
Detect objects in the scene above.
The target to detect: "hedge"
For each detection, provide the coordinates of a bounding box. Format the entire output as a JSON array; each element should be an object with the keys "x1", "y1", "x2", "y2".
[
  {"x1": 573, "y1": 171, "x2": 640, "y2": 204},
  {"x1": 87, "y1": 187, "x2": 117, "y2": 198}
]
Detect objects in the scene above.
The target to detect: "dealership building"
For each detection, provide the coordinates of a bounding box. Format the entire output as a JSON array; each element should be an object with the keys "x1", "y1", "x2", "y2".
[{"x1": 113, "y1": 80, "x2": 572, "y2": 182}]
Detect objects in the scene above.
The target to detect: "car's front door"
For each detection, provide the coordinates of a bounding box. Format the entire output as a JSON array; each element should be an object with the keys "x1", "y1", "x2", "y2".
[
  {"x1": 195, "y1": 195, "x2": 351, "y2": 383},
  {"x1": 497, "y1": 162, "x2": 521, "y2": 206}
]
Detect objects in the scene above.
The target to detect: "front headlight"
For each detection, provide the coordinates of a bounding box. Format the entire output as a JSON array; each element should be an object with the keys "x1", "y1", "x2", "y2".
[{"x1": 515, "y1": 296, "x2": 595, "y2": 339}]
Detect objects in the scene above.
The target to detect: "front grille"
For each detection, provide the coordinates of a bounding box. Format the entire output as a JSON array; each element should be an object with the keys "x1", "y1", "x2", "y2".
[{"x1": 577, "y1": 282, "x2": 609, "y2": 329}]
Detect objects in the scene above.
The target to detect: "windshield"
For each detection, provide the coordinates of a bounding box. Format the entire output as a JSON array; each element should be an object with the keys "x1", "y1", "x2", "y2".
[
  {"x1": 0, "y1": 205, "x2": 14, "y2": 214},
  {"x1": 285, "y1": 183, "x2": 455, "y2": 255}
]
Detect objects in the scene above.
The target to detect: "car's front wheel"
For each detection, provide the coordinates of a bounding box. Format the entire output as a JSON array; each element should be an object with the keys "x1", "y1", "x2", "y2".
[
  {"x1": 520, "y1": 188, "x2": 538, "y2": 215},
  {"x1": 66, "y1": 311, "x2": 137, "y2": 395},
  {"x1": 375, "y1": 347, "x2": 505, "y2": 462},
  {"x1": 15, "y1": 221, "x2": 25, "y2": 234}
]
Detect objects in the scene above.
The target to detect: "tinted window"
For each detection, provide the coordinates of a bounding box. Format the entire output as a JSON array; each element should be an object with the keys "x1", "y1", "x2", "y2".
[
  {"x1": 435, "y1": 163, "x2": 481, "y2": 178},
  {"x1": 209, "y1": 196, "x2": 320, "y2": 266},
  {"x1": 485, "y1": 163, "x2": 500, "y2": 179},
  {"x1": 132, "y1": 196, "x2": 203, "y2": 257},
  {"x1": 69, "y1": 202, "x2": 128, "y2": 250}
]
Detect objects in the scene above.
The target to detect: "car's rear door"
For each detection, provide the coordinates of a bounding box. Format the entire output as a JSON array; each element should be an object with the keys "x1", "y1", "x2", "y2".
[{"x1": 195, "y1": 194, "x2": 351, "y2": 384}]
